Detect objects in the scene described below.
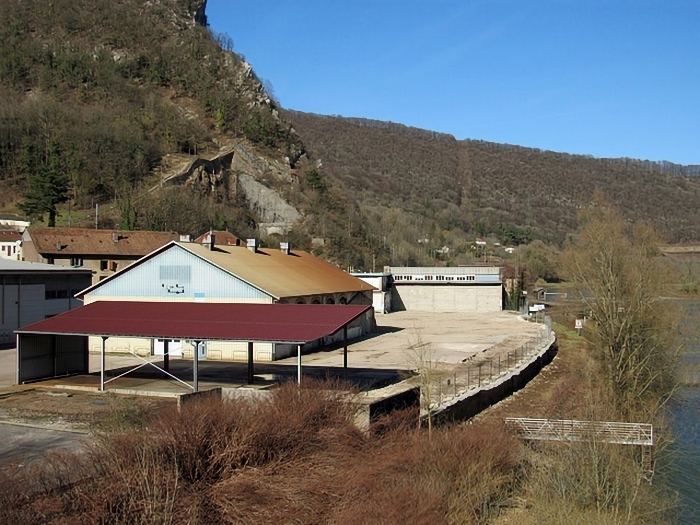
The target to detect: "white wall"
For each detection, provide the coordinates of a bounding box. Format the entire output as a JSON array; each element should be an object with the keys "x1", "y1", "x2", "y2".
[{"x1": 392, "y1": 284, "x2": 502, "y2": 313}]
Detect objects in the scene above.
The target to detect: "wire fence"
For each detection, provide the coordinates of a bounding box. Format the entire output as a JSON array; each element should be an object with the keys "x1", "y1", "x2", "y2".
[{"x1": 424, "y1": 316, "x2": 554, "y2": 411}]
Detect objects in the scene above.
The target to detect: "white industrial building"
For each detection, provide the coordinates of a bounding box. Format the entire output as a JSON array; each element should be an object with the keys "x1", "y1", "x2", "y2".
[
  {"x1": 351, "y1": 272, "x2": 392, "y2": 314},
  {"x1": 388, "y1": 266, "x2": 503, "y2": 313},
  {"x1": 76, "y1": 237, "x2": 375, "y2": 361}
]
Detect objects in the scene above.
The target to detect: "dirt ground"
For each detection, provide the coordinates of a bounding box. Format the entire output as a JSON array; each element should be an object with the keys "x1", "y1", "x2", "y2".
[{"x1": 0, "y1": 390, "x2": 176, "y2": 433}]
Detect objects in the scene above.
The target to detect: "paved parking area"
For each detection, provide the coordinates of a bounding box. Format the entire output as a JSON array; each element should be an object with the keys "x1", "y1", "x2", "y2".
[{"x1": 277, "y1": 310, "x2": 545, "y2": 370}]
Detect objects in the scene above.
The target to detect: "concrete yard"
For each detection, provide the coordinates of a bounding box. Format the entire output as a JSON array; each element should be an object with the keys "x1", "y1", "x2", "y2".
[{"x1": 277, "y1": 310, "x2": 547, "y2": 370}]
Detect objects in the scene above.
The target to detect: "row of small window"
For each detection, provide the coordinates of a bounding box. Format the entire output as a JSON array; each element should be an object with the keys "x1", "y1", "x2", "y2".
[
  {"x1": 63, "y1": 257, "x2": 118, "y2": 271},
  {"x1": 394, "y1": 275, "x2": 476, "y2": 282},
  {"x1": 1, "y1": 245, "x2": 17, "y2": 253},
  {"x1": 45, "y1": 289, "x2": 82, "y2": 300},
  {"x1": 278, "y1": 297, "x2": 348, "y2": 305}
]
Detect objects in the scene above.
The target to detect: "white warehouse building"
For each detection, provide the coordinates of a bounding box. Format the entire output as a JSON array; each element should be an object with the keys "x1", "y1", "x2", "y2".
[{"x1": 387, "y1": 266, "x2": 503, "y2": 313}]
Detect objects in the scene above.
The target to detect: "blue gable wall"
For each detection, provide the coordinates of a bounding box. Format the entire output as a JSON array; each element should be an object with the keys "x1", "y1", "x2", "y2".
[{"x1": 87, "y1": 245, "x2": 271, "y2": 302}]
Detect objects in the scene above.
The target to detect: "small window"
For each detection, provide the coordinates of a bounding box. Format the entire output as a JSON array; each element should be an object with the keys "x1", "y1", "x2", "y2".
[
  {"x1": 100, "y1": 260, "x2": 108, "y2": 271},
  {"x1": 70, "y1": 257, "x2": 83, "y2": 267},
  {"x1": 109, "y1": 261, "x2": 118, "y2": 272},
  {"x1": 45, "y1": 290, "x2": 57, "y2": 299},
  {"x1": 56, "y1": 290, "x2": 68, "y2": 299}
]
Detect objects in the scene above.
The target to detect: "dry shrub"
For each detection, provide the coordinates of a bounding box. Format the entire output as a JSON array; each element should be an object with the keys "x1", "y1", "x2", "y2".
[{"x1": 0, "y1": 380, "x2": 526, "y2": 524}]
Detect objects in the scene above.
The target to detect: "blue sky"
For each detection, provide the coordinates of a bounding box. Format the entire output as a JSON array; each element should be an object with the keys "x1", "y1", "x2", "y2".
[{"x1": 206, "y1": 1, "x2": 699, "y2": 165}]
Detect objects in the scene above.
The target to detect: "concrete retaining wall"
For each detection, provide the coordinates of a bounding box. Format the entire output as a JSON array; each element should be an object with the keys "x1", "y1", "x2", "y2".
[{"x1": 432, "y1": 337, "x2": 558, "y2": 424}]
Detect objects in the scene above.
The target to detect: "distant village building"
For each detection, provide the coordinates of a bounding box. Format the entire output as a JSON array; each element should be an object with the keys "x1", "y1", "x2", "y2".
[
  {"x1": 0, "y1": 259, "x2": 91, "y2": 345},
  {"x1": 21, "y1": 228, "x2": 180, "y2": 284},
  {"x1": 77, "y1": 238, "x2": 375, "y2": 361},
  {"x1": 387, "y1": 266, "x2": 503, "y2": 313},
  {"x1": 0, "y1": 214, "x2": 30, "y2": 232},
  {"x1": 193, "y1": 230, "x2": 241, "y2": 246},
  {"x1": 0, "y1": 231, "x2": 21, "y2": 260}
]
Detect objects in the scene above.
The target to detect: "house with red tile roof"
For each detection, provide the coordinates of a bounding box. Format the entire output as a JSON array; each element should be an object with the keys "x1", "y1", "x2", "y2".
[
  {"x1": 21, "y1": 228, "x2": 180, "y2": 284},
  {"x1": 0, "y1": 230, "x2": 21, "y2": 260}
]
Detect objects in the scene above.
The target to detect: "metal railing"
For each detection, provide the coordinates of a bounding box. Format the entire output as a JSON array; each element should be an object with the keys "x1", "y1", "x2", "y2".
[
  {"x1": 423, "y1": 318, "x2": 555, "y2": 410},
  {"x1": 505, "y1": 418, "x2": 654, "y2": 446}
]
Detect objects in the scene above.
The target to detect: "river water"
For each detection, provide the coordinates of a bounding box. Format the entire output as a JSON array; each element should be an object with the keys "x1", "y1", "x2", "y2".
[{"x1": 667, "y1": 299, "x2": 700, "y2": 523}]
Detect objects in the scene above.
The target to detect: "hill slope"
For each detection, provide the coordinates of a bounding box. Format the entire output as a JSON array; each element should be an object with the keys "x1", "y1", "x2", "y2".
[
  {"x1": 287, "y1": 111, "x2": 700, "y2": 245},
  {"x1": 0, "y1": 0, "x2": 304, "y2": 235}
]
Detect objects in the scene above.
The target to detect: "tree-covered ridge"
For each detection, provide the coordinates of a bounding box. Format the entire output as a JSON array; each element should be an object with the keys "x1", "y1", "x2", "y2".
[
  {"x1": 288, "y1": 111, "x2": 700, "y2": 245},
  {"x1": 0, "y1": 0, "x2": 301, "y2": 224}
]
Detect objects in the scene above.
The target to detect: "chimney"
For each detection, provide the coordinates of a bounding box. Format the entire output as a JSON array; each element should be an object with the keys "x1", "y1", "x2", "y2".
[
  {"x1": 55, "y1": 242, "x2": 63, "y2": 251},
  {"x1": 247, "y1": 238, "x2": 257, "y2": 253},
  {"x1": 179, "y1": 234, "x2": 192, "y2": 243},
  {"x1": 280, "y1": 242, "x2": 290, "y2": 255},
  {"x1": 202, "y1": 233, "x2": 216, "y2": 250},
  {"x1": 112, "y1": 232, "x2": 119, "y2": 243}
]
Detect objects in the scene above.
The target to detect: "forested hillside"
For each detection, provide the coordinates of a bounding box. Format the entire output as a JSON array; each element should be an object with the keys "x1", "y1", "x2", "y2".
[
  {"x1": 288, "y1": 111, "x2": 700, "y2": 245},
  {"x1": 0, "y1": 0, "x2": 302, "y2": 233}
]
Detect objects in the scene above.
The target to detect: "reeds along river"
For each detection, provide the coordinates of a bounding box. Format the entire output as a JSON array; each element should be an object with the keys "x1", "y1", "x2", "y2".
[{"x1": 668, "y1": 299, "x2": 700, "y2": 524}]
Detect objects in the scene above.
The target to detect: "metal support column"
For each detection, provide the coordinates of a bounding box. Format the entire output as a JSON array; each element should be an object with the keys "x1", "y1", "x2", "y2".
[
  {"x1": 247, "y1": 341, "x2": 254, "y2": 384},
  {"x1": 343, "y1": 325, "x2": 348, "y2": 381},
  {"x1": 193, "y1": 340, "x2": 200, "y2": 393},
  {"x1": 15, "y1": 333, "x2": 20, "y2": 386},
  {"x1": 297, "y1": 344, "x2": 302, "y2": 385},
  {"x1": 100, "y1": 336, "x2": 107, "y2": 391},
  {"x1": 163, "y1": 339, "x2": 170, "y2": 374}
]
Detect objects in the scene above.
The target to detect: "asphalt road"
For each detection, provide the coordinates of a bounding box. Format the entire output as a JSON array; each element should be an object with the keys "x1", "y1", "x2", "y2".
[{"x1": 0, "y1": 347, "x2": 15, "y2": 389}]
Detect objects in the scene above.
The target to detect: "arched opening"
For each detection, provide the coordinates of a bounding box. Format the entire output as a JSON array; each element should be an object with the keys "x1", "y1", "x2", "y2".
[
  {"x1": 325, "y1": 297, "x2": 335, "y2": 304},
  {"x1": 339, "y1": 296, "x2": 348, "y2": 305},
  {"x1": 311, "y1": 299, "x2": 321, "y2": 305},
  {"x1": 296, "y1": 299, "x2": 305, "y2": 304}
]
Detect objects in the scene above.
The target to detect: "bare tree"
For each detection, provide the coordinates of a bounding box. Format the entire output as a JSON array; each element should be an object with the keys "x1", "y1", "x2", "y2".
[
  {"x1": 561, "y1": 198, "x2": 680, "y2": 417},
  {"x1": 406, "y1": 329, "x2": 446, "y2": 436}
]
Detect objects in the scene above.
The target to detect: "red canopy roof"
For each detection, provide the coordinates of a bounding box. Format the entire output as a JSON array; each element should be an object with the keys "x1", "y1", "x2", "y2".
[{"x1": 16, "y1": 301, "x2": 371, "y2": 344}]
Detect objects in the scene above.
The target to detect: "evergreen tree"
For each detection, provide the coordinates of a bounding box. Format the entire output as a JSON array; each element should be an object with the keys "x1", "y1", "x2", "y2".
[{"x1": 19, "y1": 140, "x2": 69, "y2": 227}]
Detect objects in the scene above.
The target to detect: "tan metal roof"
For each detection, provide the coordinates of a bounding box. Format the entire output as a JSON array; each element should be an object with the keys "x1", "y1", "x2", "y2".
[
  {"x1": 27, "y1": 228, "x2": 180, "y2": 257},
  {"x1": 184, "y1": 243, "x2": 375, "y2": 299}
]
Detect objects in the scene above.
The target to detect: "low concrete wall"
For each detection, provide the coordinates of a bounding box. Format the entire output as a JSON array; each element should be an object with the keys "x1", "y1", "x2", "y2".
[
  {"x1": 178, "y1": 387, "x2": 222, "y2": 409},
  {"x1": 432, "y1": 337, "x2": 558, "y2": 424},
  {"x1": 354, "y1": 385, "x2": 420, "y2": 430}
]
